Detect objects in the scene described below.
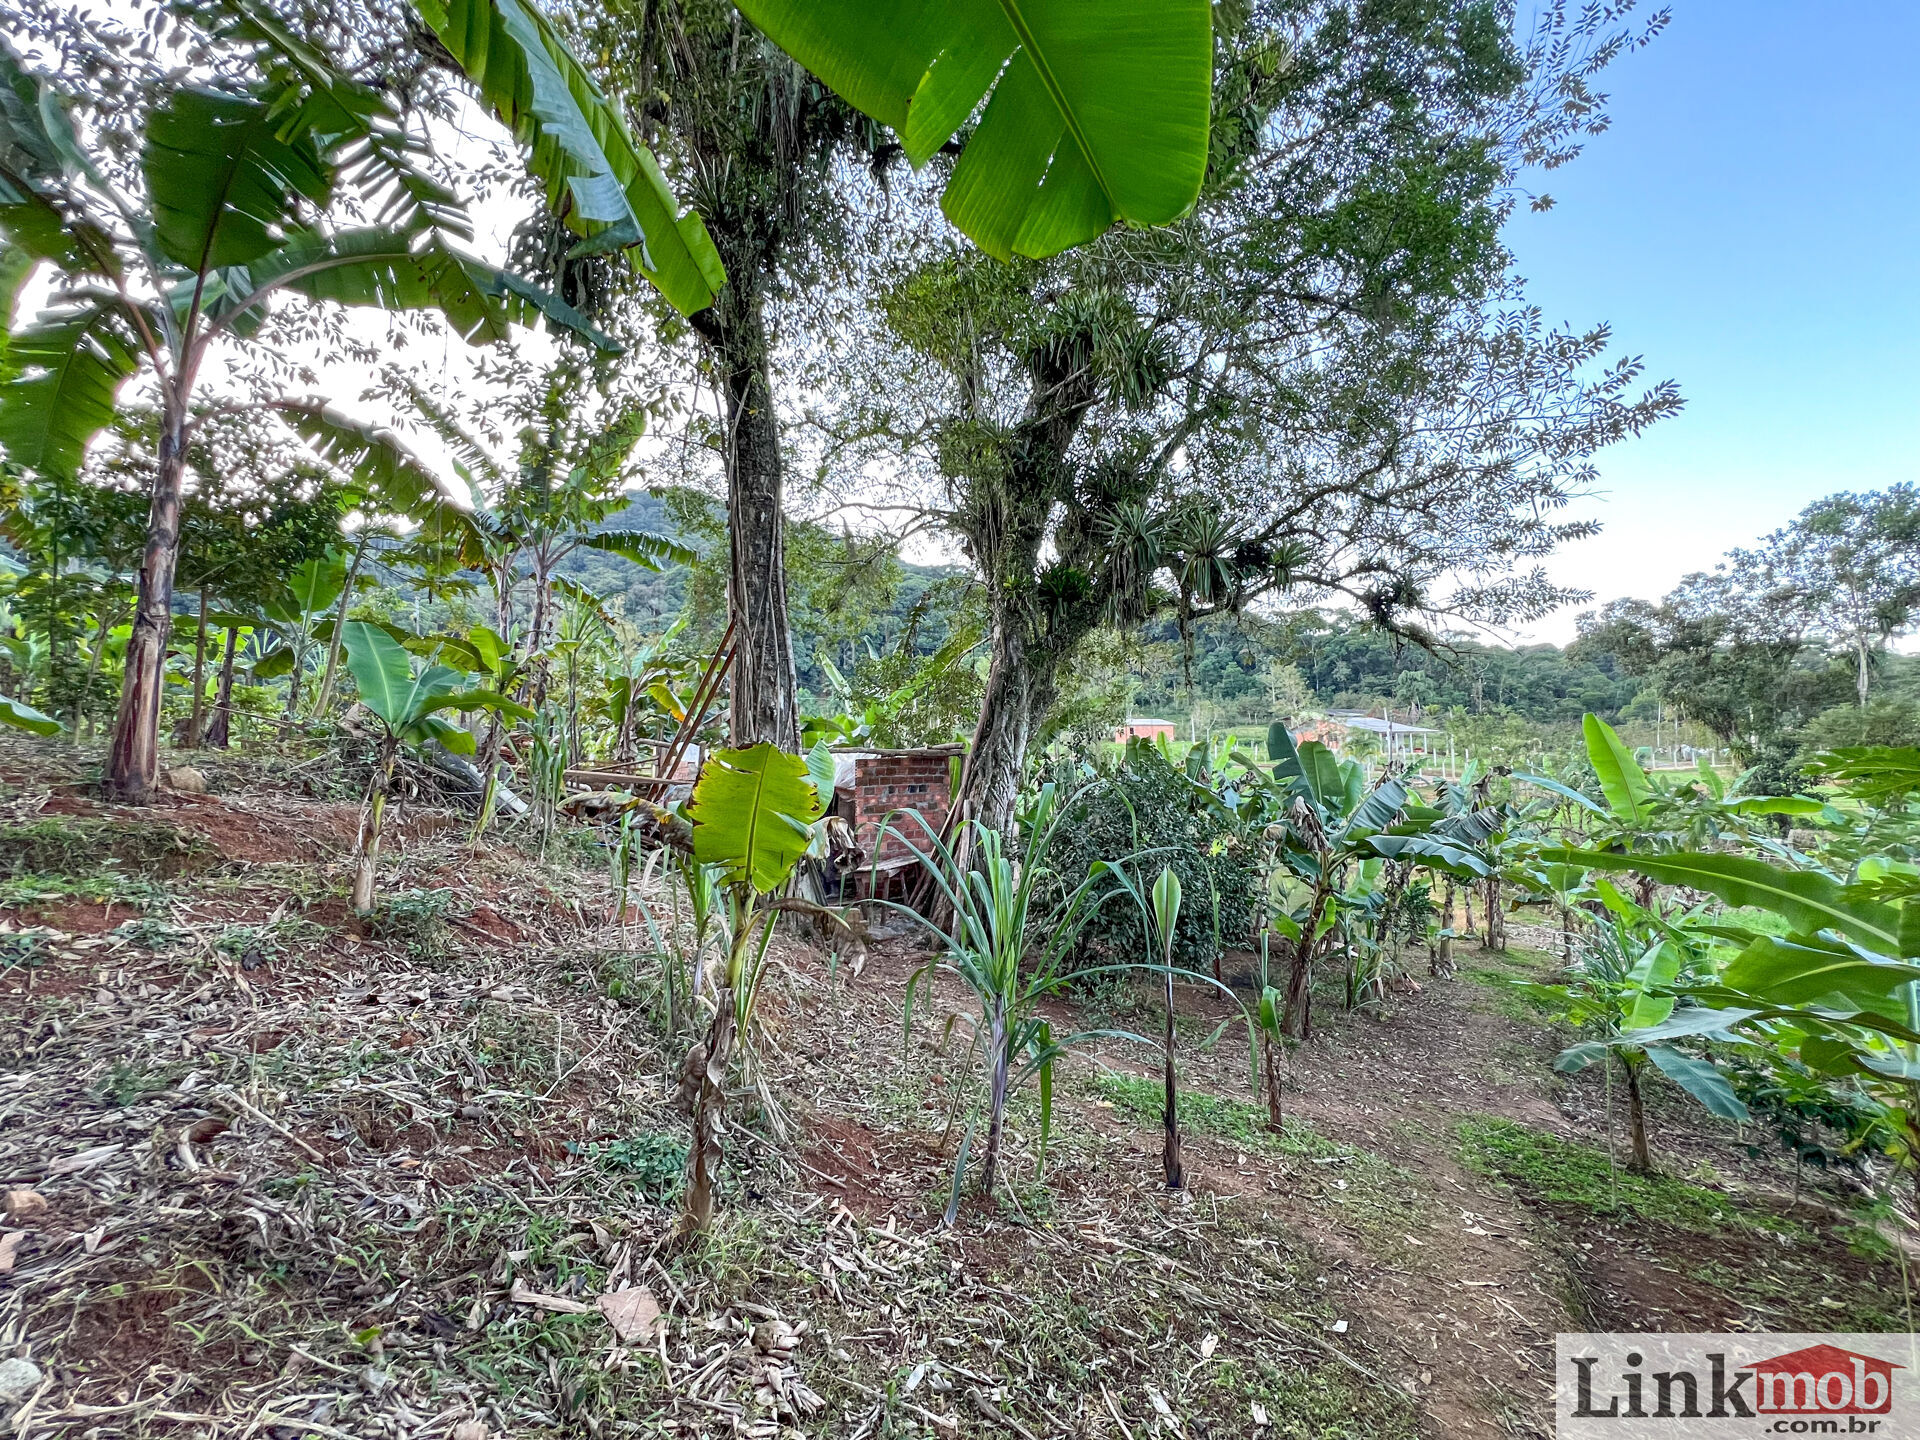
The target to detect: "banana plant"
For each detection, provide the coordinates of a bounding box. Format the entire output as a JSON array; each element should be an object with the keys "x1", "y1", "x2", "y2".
[
  {"x1": 0, "y1": 18, "x2": 613, "y2": 803},
  {"x1": 339, "y1": 621, "x2": 531, "y2": 913},
  {"x1": 417, "y1": 624, "x2": 530, "y2": 841},
  {"x1": 1523, "y1": 879, "x2": 1749, "y2": 1173},
  {"x1": 678, "y1": 743, "x2": 829, "y2": 1233},
  {"x1": 1543, "y1": 841, "x2": 1920, "y2": 1201},
  {"x1": 256, "y1": 554, "x2": 345, "y2": 718}
]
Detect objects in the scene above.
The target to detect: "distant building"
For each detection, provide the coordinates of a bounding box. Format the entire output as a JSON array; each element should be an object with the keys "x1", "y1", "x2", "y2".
[
  {"x1": 1114, "y1": 717, "x2": 1178, "y2": 744},
  {"x1": 1328, "y1": 711, "x2": 1445, "y2": 765},
  {"x1": 1289, "y1": 717, "x2": 1348, "y2": 749}
]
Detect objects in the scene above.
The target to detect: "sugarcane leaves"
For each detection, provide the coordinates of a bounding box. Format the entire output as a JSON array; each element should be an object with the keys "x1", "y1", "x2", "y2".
[{"x1": 687, "y1": 743, "x2": 825, "y2": 896}]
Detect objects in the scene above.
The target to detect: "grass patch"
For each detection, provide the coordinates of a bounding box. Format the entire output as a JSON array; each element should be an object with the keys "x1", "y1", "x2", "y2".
[
  {"x1": 1458, "y1": 1117, "x2": 1801, "y2": 1238},
  {"x1": 579, "y1": 1132, "x2": 687, "y2": 1203},
  {"x1": 1093, "y1": 1069, "x2": 1349, "y2": 1158},
  {"x1": 0, "y1": 870, "x2": 170, "y2": 909},
  {"x1": 0, "y1": 815, "x2": 209, "y2": 877}
]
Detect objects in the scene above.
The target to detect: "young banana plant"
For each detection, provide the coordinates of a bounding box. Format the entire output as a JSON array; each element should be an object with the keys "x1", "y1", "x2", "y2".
[{"x1": 339, "y1": 622, "x2": 530, "y2": 913}]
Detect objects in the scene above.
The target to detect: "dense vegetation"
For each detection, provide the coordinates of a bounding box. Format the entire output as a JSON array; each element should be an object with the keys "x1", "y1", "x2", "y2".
[{"x1": 3, "y1": 0, "x2": 1918, "y2": 1435}]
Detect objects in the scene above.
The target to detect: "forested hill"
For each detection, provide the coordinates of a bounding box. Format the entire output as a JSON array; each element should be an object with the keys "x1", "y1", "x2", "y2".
[{"x1": 558, "y1": 493, "x2": 1641, "y2": 725}]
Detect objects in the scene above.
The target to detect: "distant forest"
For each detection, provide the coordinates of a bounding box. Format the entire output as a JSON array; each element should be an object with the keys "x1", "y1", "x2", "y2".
[{"x1": 556, "y1": 492, "x2": 1648, "y2": 729}]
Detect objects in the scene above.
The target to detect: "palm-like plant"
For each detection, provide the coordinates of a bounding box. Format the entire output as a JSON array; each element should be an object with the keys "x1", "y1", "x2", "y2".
[
  {"x1": 0, "y1": 14, "x2": 616, "y2": 802},
  {"x1": 888, "y1": 787, "x2": 1140, "y2": 1220},
  {"x1": 339, "y1": 621, "x2": 530, "y2": 912}
]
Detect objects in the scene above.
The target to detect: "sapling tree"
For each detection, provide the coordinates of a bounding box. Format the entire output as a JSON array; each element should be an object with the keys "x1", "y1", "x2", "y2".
[{"x1": 339, "y1": 621, "x2": 530, "y2": 913}]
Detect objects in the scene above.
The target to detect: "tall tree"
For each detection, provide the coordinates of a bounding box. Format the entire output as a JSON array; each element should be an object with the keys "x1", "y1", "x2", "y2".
[
  {"x1": 1764, "y1": 487, "x2": 1920, "y2": 708},
  {"x1": 812, "y1": 0, "x2": 1679, "y2": 832},
  {"x1": 573, "y1": 0, "x2": 884, "y2": 751}
]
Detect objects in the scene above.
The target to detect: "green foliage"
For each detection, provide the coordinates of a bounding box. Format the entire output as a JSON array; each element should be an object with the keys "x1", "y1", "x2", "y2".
[
  {"x1": 687, "y1": 743, "x2": 824, "y2": 894},
  {"x1": 367, "y1": 887, "x2": 463, "y2": 958},
  {"x1": 583, "y1": 1132, "x2": 688, "y2": 1203},
  {"x1": 1049, "y1": 745, "x2": 1257, "y2": 974},
  {"x1": 0, "y1": 694, "x2": 62, "y2": 734},
  {"x1": 1458, "y1": 1118, "x2": 1790, "y2": 1236},
  {"x1": 733, "y1": 0, "x2": 1212, "y2": 261},
  {"x1": 414, "y1": 0, "x2": 723, "y2": 316}
]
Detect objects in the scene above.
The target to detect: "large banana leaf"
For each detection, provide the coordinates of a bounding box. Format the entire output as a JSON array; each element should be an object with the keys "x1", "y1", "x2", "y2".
[
  {"x1": 688, "y1": 743, "x2": 824, "y2": 895},
  {"x1": 144, "y1": 85, "x2": 333, "y2": 270},
  {"x1": 0, "y1": 301, "x2": 139, "y2": 478},
  {"x1": 1542, "y1": 847, "x2": 1902, "y2": 956},
  {"x1": 0, "y1": 38, "x2": 136, "y2": 271},
  {"x1": 230, "y1": 226, "x2": 617, "y2": 350},
  {"x1": 1365, "y1": 833, "x2": 1489, "y2": 878},
  {"x1": 415, "y1": 0, "x2": 724, "y2": 317},
  {"x1": 215, "y1": 2, "x2": 473, "y2": 240},
  {"x1": 0, "y1": 693, "x2": 62, "y2": 735},
  {"x1": 1643, "y1": 1044, "x2": 1749, "y2": 1121},
  {"x1": 734, "y1": 0, "x2": 1212, "y2": 261},
  {"x1": 1581, "y1": 714, "x2": 1650, "y2": 827},
  {"x1": 1721, "y1": 933, "x2": 1920, "y2": 1019},
  {"x1": 276, "y1": 400, "x2": 468, "y2": 520},
  {"x1": 578, "y1": 529, "x2": 696, "y2": 570},
  {"x1": 1340, "y1": 776, "x2": 1408, "y2": 840}
]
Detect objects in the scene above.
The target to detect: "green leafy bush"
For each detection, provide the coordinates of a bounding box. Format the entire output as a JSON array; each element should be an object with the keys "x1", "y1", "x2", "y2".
[{"x1": 1045, "y1": 747, "x2": 1257, "y2": 975}]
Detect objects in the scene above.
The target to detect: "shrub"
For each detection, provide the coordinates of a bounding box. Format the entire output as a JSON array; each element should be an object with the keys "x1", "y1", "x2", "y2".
[{"x1": 1044, "y1": 746, "x2": 1257, "y2": 975}]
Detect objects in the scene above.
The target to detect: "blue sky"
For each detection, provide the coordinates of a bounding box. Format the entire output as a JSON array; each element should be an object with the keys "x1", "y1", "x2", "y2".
[{"x1": 1504, "y1": 0, "x2": 1920, "y2": 642}]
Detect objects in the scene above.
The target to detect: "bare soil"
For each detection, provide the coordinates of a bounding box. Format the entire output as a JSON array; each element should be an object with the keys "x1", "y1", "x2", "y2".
[{"x1": 0, "y1": 734, "x2": 1906, "y2": 1440}]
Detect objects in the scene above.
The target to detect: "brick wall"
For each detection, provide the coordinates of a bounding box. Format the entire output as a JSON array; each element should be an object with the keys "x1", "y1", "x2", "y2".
[{"x1": 851, "y1": 753, "x2": 952, "y2": 863}]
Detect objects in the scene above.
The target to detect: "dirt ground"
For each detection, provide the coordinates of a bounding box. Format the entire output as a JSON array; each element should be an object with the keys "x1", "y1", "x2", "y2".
[{"x1": 0, "y1": 736, "x2": 1910, "y2": 1440}]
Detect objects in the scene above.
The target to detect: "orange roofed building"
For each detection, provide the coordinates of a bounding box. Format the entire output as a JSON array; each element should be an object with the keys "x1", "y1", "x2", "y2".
[{"x1": 1114, "y1": 717, "x2": 1178, "y2": 744}]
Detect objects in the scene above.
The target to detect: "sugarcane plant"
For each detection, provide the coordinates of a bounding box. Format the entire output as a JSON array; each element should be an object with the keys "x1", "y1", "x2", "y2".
[
  {"x1": 1150, "y1": 866, "x2": 1185, "y2": 1190},
  {"x1": 887, "y1": 786, "x2": 1146, "y2": 1223}
]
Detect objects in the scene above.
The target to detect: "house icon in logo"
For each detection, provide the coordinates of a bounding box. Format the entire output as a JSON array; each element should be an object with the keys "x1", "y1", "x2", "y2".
[{"x1": 1744, "y1": 1345, "x2": 1901, "y2": 1416}]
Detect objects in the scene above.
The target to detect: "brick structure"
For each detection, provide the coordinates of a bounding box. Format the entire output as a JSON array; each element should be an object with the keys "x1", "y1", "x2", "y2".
[{"x1": 841, "y1": 747, "x2": 959, "y2": 866}]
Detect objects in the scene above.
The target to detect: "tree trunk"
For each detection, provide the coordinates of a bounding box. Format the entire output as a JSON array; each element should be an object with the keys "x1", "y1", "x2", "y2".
[
  {"x1": 955, "y1": 615, "x2": 1059, "y2": 838},
  {"x1": 695, "y1": 300, "x2": 798, "y2": 752},
  {"x1": 108, "y1": 422, "x2": 189, "y2": 802},
  {"x1": 206, "y1": 626, "x2": 238, "y2": 749},
  {"x1": 1281, "y1": 920, "x2": 1317, "y2": 1040},
  {"x1": 1624, "y1": 1058, "x2": 1652, "y2": 1174},
  {"x1": 186, "y1": 590, "x2": 209, "y2": 748},
  {"x1": 1857, "y1": 635, "x2": 1872, "y2": 709}
]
